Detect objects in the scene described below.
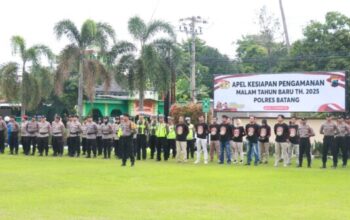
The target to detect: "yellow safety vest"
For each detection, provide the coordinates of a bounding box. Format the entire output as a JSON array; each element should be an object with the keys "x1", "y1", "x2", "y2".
[
  {"x1": 137, "y1": 121, "x2": 146, "y2": 135},
  {"x1": 167, "y1": 125, "x2": 176, "y2": 139},
  {"x1": 186, "y1": 124, "x2": 194, "y2": 140},
  {"x1": 155, "y1": 123, "x2": 167, "y2": 138}
]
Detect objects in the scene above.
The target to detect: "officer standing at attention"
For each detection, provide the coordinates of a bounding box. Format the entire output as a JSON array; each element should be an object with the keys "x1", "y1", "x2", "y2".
[
  {"x1": 185, "y1": 117, "x2": 195, "y2": 160},
  {"x1": 155, "y1": 115, "x2": 168, "y2": 161},
  {"x1": 26, "y1": 116, "x2": 38, "y2": 155},
  {"x1": 119, "y1": 113, "x2": 136, "y2": 166},
  {"x1": 0, "y1": 116, "x2": 7, "y2": 154},
  {"x1": 112, "y1": 116, "x2": 121, "y2": 158},
  {"x1": 136, "y1": 114, "x2": 148, "y2": 160},
  {"x1": 149, "y1": 115, "x2": 158, "y2": 159},
  {"x1": 166, "y1": 116, "x2": 176, "y2": 158},
  {"x1": 297, "y1": 118, "x2": 315, "y2": 168},
  {"x1": 85, "y1": 116, "x2": 98, "y2": 158},
  {"x1": 68, "y1": 115, "x2": 82, "y2": 157},
  {"x1": 96, "y1": 118, "x2": 103, "y2": 156},
  {"x1": 334, "y1": 116, "x2": 350, "y2": 168},
  {"x1": 101, "y1": 116, "x2": 113, "y2": 159},
  {"x1": 81, "y1": 119, "x2": 87, "y2": 155},
  {"x1": 319, "y1": 115, "x2": 338, "y2": 169},
  {"x1": 37, "y1": 116, "x2": 51, "y2": 156},
  {"x1": 51, "y1": 116, "x2": 65, "y2": 157},
  {"x1": 20, "y1": 115, "x2": 30, "y2": 155},
  {"x1": 8, "y1": 116, "x2": 19, "y2": 155}
]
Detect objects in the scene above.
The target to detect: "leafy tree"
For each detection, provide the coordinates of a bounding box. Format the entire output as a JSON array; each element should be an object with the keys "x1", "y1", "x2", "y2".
[
  {"x1": 54, "y1": 19, "x2": 116, "y2": 117},
  {"x1": 116, "y1": 16, "x2": 175, "y2": 112},
  {"x1": 0, "y1": 36, "x2": 54, "y2": 115}
]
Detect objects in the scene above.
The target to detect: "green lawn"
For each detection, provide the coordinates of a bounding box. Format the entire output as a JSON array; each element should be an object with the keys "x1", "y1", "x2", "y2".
[{"x1": 0, "y1": 149, "x2": 349, "y2": 220}]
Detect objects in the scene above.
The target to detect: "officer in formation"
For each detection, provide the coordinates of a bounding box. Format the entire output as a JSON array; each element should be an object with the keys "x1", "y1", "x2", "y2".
[{"x1": 3, "y1": 113, "x2": 350, "y2": 171}]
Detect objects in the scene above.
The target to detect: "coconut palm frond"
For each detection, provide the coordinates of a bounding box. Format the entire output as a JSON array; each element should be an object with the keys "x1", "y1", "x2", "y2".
[
  {"x1": 128, "y1": 16, "x2": 147, "y2": 41},
  {"x1": 0, "y1": 62, "x2": 20, "y2": 101},
  {"x1": 54, "y1": 19, "x2": 81, "y2": 46},
  {"x1": 145, "y1": 20, "x2": 176, "y2": 41},
  {"x1": 11, "y1": 36, "x2": 26, "y2": 58}
]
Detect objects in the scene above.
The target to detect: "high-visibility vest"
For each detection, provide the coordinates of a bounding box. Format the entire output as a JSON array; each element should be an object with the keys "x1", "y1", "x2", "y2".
[
  {"x1": 186, "y1": 124, "x2": 194, "y2": 140},
  {"x1": 137, "y1": 121, "x2": 146, "y2": 135},
  {"x1": 167, "y1": 124, "x2": 176, "y2": 139},
  {"x1": 155, "y1": 123, "x2": 167, "y2": 138}
]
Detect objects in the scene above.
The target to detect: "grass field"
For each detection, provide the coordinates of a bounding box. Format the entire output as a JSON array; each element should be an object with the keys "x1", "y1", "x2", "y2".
[{"x1": 1, "y1": 149, "x2": 350, "y2": 220}]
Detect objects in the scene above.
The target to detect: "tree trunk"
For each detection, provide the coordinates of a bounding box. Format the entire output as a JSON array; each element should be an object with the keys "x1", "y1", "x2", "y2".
[
  {"x1": 77, "y1": 59, "x2": 84, "y2": 119},
  {"x1": 170, "y1": 68, "x2": 176, "y2": 104},
  {"x1": 138, "y1": 87, "x2": 144, "y2": 113},
  {"x1": 279, "y1": 0, "x2": 291, "y2": 52},
  {"x1": 20, "y1": 63, "x2": 26, "y2": 116}
]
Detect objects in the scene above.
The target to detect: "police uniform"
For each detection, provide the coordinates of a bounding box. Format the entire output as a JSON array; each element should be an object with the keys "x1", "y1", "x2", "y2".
[
  {"x1": 298, "y1": 121, "x2": 314, "y2": 167},
  {"x1": 136, "y1": 118, "x2": 148, "y2": 160},
  {"x1": 155, "y1": 118, "x2": 168, "y2": 161},
  {"x1": 101, "y1": 122, "x2": 113, "y2": 158},
  {"x1": 149, "y1": 119, "x2": 157, "y2": 159},
  {"x1": 67, "y1": 120, "x2": 82, "y2": 157},
  {"x1": 119, "y1": 119, "x2": 136, "y2": 166},
  {"x1": 112, "y1": 120, "x2": 121, "y2": 158},
  {"x1": 81, "y1": 123, "x2": 87, "y2": 155},
  {"x1": 335, "y1": 121, "x2": 349, "y2": 168},
  {"x1": 96, "y1": 123, "x2": 103, "y2": 156},
  {"x1": 8, "y1": 119, "x2": 19, "y2": 155},
  {"x1": 0, "y1": 118, "x2": 7, "y2": 154},
  {"x1": 26, "y1": 119, "x2": 38, "y2": 155},
  {"x1": 51, "y1": 120, "x2": 65, "y2": 156},
  {"x1": 20, "y1": 119, "x2": 30, "y2": 155},
  {"x1": 37, "y1": 119, "x2": 51, "y2": 156},
  {"x1": 86, "y1": 121, "x2": 98, "y2": 158},
  {"x1": 319, "y1": 120, "x2": 338, "y2": 168}
]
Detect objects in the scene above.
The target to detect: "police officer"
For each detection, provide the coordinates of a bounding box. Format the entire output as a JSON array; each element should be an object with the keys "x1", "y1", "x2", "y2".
[
  {"x1": 8, "y1": 116, "x2": 19, "y2": 155},
  {"x1": 101, "y1": 116, "x2": 113, "y2": 159},
  {"x1": 119, "y1": 113, "x2": 136, "y2": 166},
  {"x1": 51, "y1": 116, "x2": 65, "y2": 157},
  {"x1": 85, "y1": 116, "x2": 98, "y2": 158},
  {"x1": 96, "y1": 118, "x2": 103, "y2": 156},
  {"x1": 20, "y1": 115, "x2": 30, "y2": 155},
  {"x1": 166, "y1": 116, "x2": 176, "y2": 158},
  {"x1": 334, "y1": 116, "x2": 350, "y2": 168},
  {"x1": 319, "y1": 115, "x2": 338, "y2": 169},
  {"x1": 26, "y1": 116, "x2": 38, "y2": 155},
  {"x1": 186, "y1": 117, "x2": 195, "y2": 159},
  {"x1": 81, "y1": 119, "x2": 87, "y2": 155},
  {"x1": 37, "y1": 116, "x2": 51, "y2": 156},
  {"x1": 66, "y1": 115, "x2": 73, "y2": 156},
  {"x1": 112, "y1": 116, "x2": 121, "y2": 158},
  {"x1": 67, "y1": 115, "x2": 82, "y2": 157},
  {"x1": 149, "y1": 115, "x2": 157, "y2": 159},
  {"x1": 155, "y1": 115, "x2": 168, "y2": 161},
  {"x1": 136, "y1": 114, "x2": 148, "y2": 160},
  {"x1": 0, "y1": 116, "x2": 7, "y2": 154},
  {"x1": 297, "y1": 118, "x2": 315, "y2": 168}
]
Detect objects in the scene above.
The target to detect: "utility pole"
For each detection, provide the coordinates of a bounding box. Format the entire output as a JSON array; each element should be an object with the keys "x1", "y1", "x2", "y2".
[
  {"x1": 279, "y1": 0, "x2": 290, "y2": 52},
  {"x1": 179, "y1": 16, "x2": 207, "y2": 103}
]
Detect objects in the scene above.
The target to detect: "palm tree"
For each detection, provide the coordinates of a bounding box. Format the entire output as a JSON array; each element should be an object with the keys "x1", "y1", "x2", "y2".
[
  {"x1": 0, "y1": 36, "x2": 54, "y2": 115},
  {"x1": 117, "y1": 16, "x2": 176, "y2": 112},
  {"x1": 152, "y1": 39, "x2": 184, "y2": 104},
  {"x1": 54, "y1": 19, "x2": 116, "y2": 117}
]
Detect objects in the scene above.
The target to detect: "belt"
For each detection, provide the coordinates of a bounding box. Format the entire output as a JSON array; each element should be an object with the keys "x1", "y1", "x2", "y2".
[{"x1": 39, "y1": 132, "x2": 48, "y2": 135}]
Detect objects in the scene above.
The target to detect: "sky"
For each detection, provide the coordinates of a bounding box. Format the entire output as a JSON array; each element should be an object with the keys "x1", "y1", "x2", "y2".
[{"x1": 0, "y1": 0, "x2": 349, "y2": 63}]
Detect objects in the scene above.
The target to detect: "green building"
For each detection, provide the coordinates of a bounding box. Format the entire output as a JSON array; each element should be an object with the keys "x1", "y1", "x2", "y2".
[{"x1": 83, "y1": 80, "x2": 164, "y2": 119}]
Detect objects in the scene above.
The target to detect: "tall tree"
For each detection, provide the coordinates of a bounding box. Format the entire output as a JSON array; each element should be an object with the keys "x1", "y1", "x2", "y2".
[
  {"x1": 119, "y1": 16, "x2": 176, "y2": 112},
  {"x1": 0, "y1": 36, "x2": 54, "y2": 115},
  {"x1": 54, "y1": 19, "x2": 116, "y2": 117}
]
